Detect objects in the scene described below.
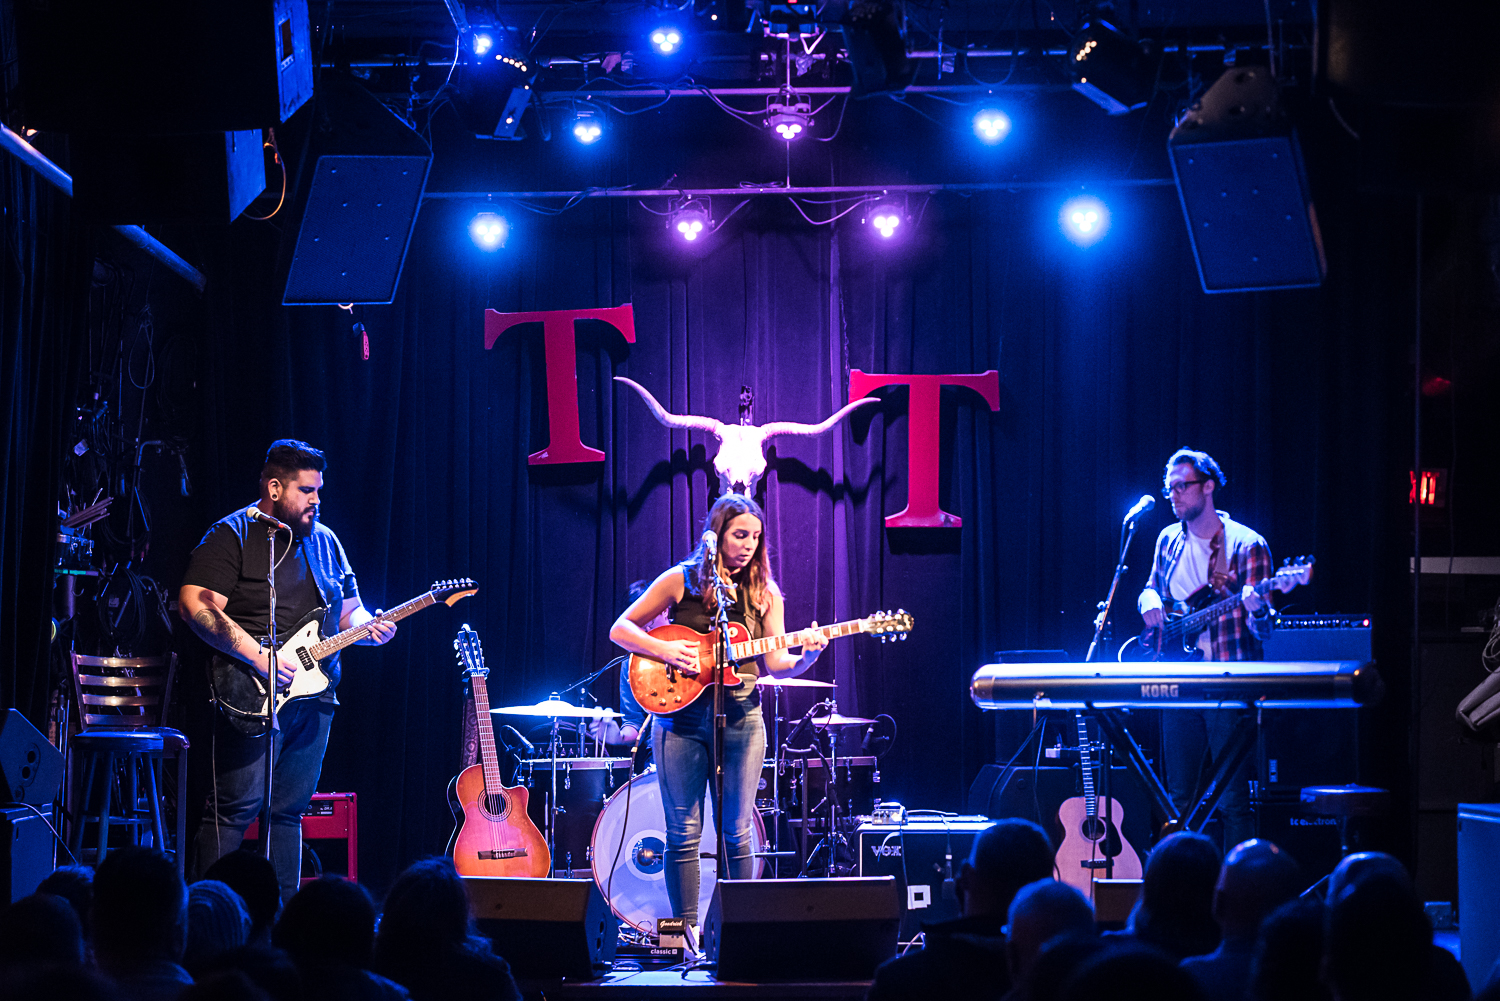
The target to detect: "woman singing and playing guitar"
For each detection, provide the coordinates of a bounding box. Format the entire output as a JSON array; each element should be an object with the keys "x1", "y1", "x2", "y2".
[{"x1": 608, "y1": 493, "x2": 827, "y2": 946}]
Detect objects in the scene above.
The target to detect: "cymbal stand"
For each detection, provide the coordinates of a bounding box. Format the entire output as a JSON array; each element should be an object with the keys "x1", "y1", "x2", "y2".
[
  {"x1": 545, "y1": 694, "x2": 563, "y2": 877},
  {"x1": 800, "y1": 702, "x2": 852, "y2": 877}
]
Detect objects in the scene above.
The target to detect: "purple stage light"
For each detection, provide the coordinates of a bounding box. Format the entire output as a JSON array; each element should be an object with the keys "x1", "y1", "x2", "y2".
[
  {"x1": 1059, "y1": 195, "x2": 1110, "y2": 246},
  {"x1": 670, "y1": 199, "x2": 711, "y2": 242},
  {"x1": 766, "y1": 91, "x2": 812, "y2": 141},
  {"x1": 973, "y1": 108, "x2": 1011, "y2": 143},
  {"x1": 470, "y1": 211, "x2": 508, "y2": 250}
]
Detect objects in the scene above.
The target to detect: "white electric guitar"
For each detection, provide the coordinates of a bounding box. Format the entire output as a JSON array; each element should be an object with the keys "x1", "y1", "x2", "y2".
[{"x1": 209, "y1": 579, "x2": 477, "y2": 718}]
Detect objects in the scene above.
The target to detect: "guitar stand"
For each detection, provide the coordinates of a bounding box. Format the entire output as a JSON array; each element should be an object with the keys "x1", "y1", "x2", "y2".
[{"x1": 1090, "y1": 707, "x2": 1260, "y2": 837}]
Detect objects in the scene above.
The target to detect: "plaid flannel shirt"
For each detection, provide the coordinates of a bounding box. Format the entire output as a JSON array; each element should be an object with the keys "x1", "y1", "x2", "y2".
[{"x1": 1137, "y1": 512, "x2": 1274, "y2": 662}]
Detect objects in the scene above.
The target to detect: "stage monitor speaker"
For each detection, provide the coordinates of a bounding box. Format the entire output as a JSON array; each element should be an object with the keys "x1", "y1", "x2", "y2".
[
  {"x1": 69, "y1": 131, "x2": 266, "y2": 225},
  {"x1": 704, "y1": 877, "x2": 900, "y2": 981},
  {"x1": 1168, "y1": 66, "x2": 1326, "y2": 293},
  {"x1": 465, "y1": 876, "x2": 617, "y2": 981},
  {"x1": 0, "y1": 709, "x2": 63, "y2": 807},
  {"x1": 280, "y1": 77, "x2": 431, "y2": 306},
  {"x1": 1, "y1": 805, "x2": 55, "y2": 903},
  {"x1": 13, "y1": 0, "x2": 313, "y2": 132}
]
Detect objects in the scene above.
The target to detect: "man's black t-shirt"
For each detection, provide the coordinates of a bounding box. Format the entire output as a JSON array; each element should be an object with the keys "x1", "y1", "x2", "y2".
[{"x1": 182, "y1": 507, "x2": 359, "y2": 700}]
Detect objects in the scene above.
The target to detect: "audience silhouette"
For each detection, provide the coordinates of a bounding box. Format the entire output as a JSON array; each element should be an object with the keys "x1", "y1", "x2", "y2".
[
  {"x1": 1119, "y1": 831, "x2": 1222, "y2": 960},
  {"x1": 1181, "y1": 838, "x2": 1301, "y2": 1000}
]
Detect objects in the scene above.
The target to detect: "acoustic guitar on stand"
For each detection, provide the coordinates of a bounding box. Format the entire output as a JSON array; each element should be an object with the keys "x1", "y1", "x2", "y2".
[
  {"x1": 1054, "y1": 713, "x2": 1142, "y2": 900},
  {"x1": 446, "y1": 624, "x2": 550, "y2": 877},
  {"x1": 628, "y1": 610, "x2": 914, "y2": 714}
]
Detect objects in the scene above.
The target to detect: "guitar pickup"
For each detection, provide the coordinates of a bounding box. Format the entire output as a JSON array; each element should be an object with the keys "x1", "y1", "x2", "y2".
[
  {"x1": 476, "y1": 849, "x2": 528, "y2": 860},
  {"x1": 1080, "y1": 859, "x2": 1115, "y2": 869}
]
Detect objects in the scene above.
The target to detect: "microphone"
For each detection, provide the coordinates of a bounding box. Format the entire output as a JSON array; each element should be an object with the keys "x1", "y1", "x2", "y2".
[
  {"x1": 245, "y1": 506, "x2": 290, "y2": 531},
  {"x1": 500, "y1": 725, "x2": 536, "y2": 756},
  {"x1": 783, "y1": 699, "x2": 831, "y2": 752},
  {"x1": 701, "y1": 530, "x2": 717, "y2": 558},
  {"x1": 1123, "y1": 495, "x2": 1155, "y2": 524}
]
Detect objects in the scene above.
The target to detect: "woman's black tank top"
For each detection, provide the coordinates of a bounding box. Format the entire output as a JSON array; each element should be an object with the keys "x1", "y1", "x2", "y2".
[{"x1": 669, "y1": 563, "x2": 762, "y2": 679}]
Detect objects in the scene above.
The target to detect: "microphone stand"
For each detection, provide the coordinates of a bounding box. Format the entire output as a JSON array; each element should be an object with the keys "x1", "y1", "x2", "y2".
[
  {"x1": 1085, "y1": 509, "x2": 1148, "y2": 664},
  {"x1": 709, "y1": 564, "x2": 734, "y2": 882},
  {"x1": 256, "y1": 524, "x2": 283, "y2": 862}
]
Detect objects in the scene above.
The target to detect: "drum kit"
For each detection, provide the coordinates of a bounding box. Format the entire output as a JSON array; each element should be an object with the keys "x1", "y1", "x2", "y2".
[{"x1": 489, "y1": 676, "x2": 885, "y2": 939}]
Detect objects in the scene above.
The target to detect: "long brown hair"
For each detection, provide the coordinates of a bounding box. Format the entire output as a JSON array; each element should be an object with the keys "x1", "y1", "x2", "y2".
[{"x1": 689, "y1": 493, "x2": 775, "y2": 616}]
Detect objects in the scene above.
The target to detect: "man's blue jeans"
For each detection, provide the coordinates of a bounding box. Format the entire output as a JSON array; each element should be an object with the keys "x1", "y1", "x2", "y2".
[
  {"x1": 1163, "y1": 708, "x2": 1255, "y2": 849},
  {"x1": 190, "y1": 699, "x2": 333, "y2": 905},
  {"x1": 652, "y1": 693, "x2": 765, "y2": 926}
]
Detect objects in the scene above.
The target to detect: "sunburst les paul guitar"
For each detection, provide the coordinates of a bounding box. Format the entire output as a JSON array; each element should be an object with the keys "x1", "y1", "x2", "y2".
[
  {"x1": 446, "y1": 624, "x2": 550, "y2": 877},
  {"x1": 209, "y1": 579, "x2": 478, "y2": 718},
  {"x1": 628, "y1": 610, "x2": 914, "y2": 714},
  {"x1": 1055, "y1": 713, "x2": 1142, "y2": 901}
]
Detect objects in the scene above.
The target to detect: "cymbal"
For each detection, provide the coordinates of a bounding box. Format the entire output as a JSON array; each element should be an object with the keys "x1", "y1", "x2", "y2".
[
  {"x1": 810, "y1": 713, "x2": 876, "y2": 727},
  {"x1": 490, "y1": 698, "x2": 622, "y2": 719},
  {"x1": 756, "y1": 676, "x2": 835, "y2": 688}
]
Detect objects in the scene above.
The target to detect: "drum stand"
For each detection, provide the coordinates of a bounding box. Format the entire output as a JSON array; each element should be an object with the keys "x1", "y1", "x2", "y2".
[
  {"x1": 755, "y1": 684, "x2": 798, "y2": 876},
  {"x1": 544, "y1": 695, "x2": 564, "y2": 878},
  {"x1": 799, "y1": 702, "x2": 854, "y2": 878}
]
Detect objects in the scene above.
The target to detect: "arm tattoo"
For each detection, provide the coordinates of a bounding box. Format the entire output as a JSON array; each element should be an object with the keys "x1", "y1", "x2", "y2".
[{"x1": 190, "y1": 607, "x2": 253, "y2": 660}]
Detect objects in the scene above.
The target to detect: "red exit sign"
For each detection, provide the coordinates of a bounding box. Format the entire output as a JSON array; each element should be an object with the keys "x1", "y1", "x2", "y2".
[{"x1": 1409, "y1": 469, "x2": 1447, "y2": 507}]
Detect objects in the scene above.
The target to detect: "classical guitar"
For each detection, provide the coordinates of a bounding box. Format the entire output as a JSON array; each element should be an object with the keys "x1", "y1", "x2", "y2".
[
  {"x1": 1117, "y1": 558, "x2": 1314, "y2": 662},
  {"x1": 628, "y1": 610, "x2": 914, "y2": 715},
  {"x1": 1054, "y1": 713, "x2": 1142, "y2": 901},
  {"x1": 446, "y1": 624, "x2": 550, "y2": 877},
  {"x1": 209, "y1": 579, "x2": 478, "y2": 718}
]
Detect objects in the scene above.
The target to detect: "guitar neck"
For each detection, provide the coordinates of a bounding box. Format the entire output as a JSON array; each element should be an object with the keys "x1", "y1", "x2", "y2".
[
  {"x1": 468, "y1": 670, "x2": 505, "y2": 795},
  {"x1": 310, "y1": 591, "x2": 435, "y2": 659},
  {"x1": 1076, "y1": 714, "x2": 1096, "y2": 815},
  {"x1": 729, "y1": 618, "x2": 867, "y2": 660},
  {"x1": 1170, "y1": 577, "x2": 1274, "y2": 639}
]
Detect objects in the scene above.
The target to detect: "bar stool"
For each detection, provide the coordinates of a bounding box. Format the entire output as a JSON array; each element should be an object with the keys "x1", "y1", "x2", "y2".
[
  {"x1": 67, "y1": 652, "x2": 190, "y2": 872},
  {"x1": 1299, "y1": 784, "x2": 1390, "y2": 896}
]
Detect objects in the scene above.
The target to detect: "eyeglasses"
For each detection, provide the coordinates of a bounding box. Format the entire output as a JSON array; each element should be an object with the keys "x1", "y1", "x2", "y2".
[{"x1": 1163, "y1": 478, "x2": 1210, "y2": 498}]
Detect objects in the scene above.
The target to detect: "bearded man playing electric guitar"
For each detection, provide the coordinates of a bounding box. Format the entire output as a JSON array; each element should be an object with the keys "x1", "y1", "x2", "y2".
[
  {"x1": 179, "y1": 440, "x2": 395, "y2": 904},
  {"x1": 1137, "y1": 448, "x2": 1273, "y2": 849}
]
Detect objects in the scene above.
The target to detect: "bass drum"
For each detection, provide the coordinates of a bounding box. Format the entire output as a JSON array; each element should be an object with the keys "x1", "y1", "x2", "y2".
[{"x1": 590, "y1": 769, "x2": 766, "y2": 934}]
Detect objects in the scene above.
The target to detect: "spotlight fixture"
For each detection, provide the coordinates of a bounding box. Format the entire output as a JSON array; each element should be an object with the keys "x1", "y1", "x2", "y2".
[
  {"x1": 571, "y1": 107, "x2": 603, "y2": 144},
  {"x1": 864, "y1": 198, "x2": 906, "y2": 239},
  {"x1": 472, "y1": 32, "x2": 494, "y2": 56},
  {"x1": 454, "y1": 38, "x2": 534, "y2": 140},
  {"x1": 649, "y1": 26, "x2": 683, "y2": 55},
  {"x1": 763, "y1": 3, "x2": 818, "y2": 39},
  {"x1": 766, "y1": 91, "x2": 812, "y2": 141},
  {"x1": 469, "y1": 211, "x2": 509, "y2": 251},
  {"x1": 1059, "y1": 195, "x2": 1110, "y2": 246},
  {"x1": 972, "y1": 108, "x2": 1012, "y2": 144},
  {"x1": 1067, "y1": 21, "x2": 1153, "y2": 116},
  {"x1": 670, "y1": 198, "x2": 712, "y2": 242}
]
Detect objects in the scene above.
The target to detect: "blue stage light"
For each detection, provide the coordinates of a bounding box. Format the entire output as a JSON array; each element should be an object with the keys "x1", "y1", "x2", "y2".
[
  {"x1": 472, "y1": 32, "x2": 494, "y2": 56},
  {"x1": 1059, "y1": 195, "x2": 1110, "y2": 246},
  {"x1": 650, "y1": 27, "x2": 683, "y2": 55},
  {"x1": 469, "y1": 211, "x2": 508, "y2": 250},
  {"x1": 572, "y1": 108, "x2": 603, "y2": 144},
  {"x1": 973, "y1": 108, "x2": 1011, "y2": 143}
]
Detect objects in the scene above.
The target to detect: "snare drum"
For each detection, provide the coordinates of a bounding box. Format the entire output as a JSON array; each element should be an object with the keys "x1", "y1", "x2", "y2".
[
  {"x1": 782, "y1": 755, "x2": 880, "y2": 831},
  {"x1": 590, "y1": 770, "x2": 766, "y2": 934},
  {"x1": 518, "y1": 757, "x2": 632, "y2": 876}
]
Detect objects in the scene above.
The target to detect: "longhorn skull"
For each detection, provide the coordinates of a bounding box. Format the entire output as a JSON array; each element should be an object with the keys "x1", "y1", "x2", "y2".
[{"x1": 614, "y1": 376, "x2": 879, "y2": 494}]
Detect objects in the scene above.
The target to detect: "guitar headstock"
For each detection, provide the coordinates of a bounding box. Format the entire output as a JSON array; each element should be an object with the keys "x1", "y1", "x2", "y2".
[
  {"x1": 432, "y1": 578, "x2": 479, "y2": 606},
  {"x1": 454, "y1": 624, "x2": 487, "y2": 678},
  {"x1": 864, "y1": 609, "x2": 914, "y2": 643},
  {"x1": 1272, "y1": 556, "x2": 1315, "y2": 592}
]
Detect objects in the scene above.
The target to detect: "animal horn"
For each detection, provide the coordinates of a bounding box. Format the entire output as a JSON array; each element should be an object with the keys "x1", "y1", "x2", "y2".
[
  {"x1": 614, "y1": 377, "x2": 722, "y2": 433},
  {"x1": 756, "y1": 395, "x2": 881, "y2": 438}
]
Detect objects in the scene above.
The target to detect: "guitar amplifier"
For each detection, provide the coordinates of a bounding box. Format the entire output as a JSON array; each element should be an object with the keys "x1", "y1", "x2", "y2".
[
  {"x1": 856, "y1": 817, "x2": 993, "y2": 940},
  {"x1": 1263, "y1": 615, "x2": 1372, "y2": 661},
  {"x1": 244, "y1": 791, "x2": 357, "y2": 883}
]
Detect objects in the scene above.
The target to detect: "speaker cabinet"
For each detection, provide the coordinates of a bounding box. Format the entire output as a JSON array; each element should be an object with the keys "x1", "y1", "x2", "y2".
[
  {"x1": 704, "y1": 877, "x2": 900, "y2": 981},
  {"x1": 70, "y1": 131, "x2": 266, "y2": 225},
  {"x1": 279, "y1": 77, "x2": 432, "y2": 305},
  {"x1": 1, "y1": 805, "x2": 55, "y2": 903},
  {"x1": 1168, "y1": 66, "x2": 1326, "y2": 293},
  {"x1": 465, "y1": 876, "x2": 617, "y2": 981},
  {"x1": 0, "y1": 709, "x2": 63, "y2": 807}
]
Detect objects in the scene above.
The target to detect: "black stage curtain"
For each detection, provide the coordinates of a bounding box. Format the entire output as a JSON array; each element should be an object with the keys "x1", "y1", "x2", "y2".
[{"x1": 169, "y1": 159, "x2": 1418, "y2": 892}]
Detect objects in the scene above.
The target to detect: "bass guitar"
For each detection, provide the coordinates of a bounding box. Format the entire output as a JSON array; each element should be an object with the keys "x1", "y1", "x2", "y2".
[
  {"x1": 209, "y1": 579, "x2": 477, "y2": 718},
  {"x1": 628, "y1": 610, "x2": 914, "y2": 715},
  {"x1": 1117, "y1": 558, "x2": 1314, "y2": 662},
  {"x1": 446, "y1": 624, "x2": 550, "y2": 877},
  {"x1": 1054, "y1": 713, "x2": 1142, "y2": 900}
]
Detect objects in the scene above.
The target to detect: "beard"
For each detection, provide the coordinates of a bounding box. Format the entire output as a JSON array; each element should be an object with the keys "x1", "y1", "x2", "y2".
[
  {"x1": 1175, "y1": 497, "x2": 1206, "y2": 523},
  {"x1": 272, "y1": 498, "x2": 318, "y2": 537}
]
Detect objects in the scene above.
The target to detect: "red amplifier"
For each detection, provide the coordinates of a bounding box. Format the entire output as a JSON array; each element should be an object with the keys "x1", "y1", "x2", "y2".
[{"x1": 243, "y1": 791, "x2": 358, "y2": 883}]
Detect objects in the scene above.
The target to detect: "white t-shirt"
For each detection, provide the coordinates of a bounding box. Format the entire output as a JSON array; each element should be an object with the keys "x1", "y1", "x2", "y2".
[{"x1": 1169, "y1": 528, "x2": 1221, "y2": 602}]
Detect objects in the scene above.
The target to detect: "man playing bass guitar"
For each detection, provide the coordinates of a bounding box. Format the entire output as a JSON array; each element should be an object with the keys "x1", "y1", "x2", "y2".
[{"x1": 1136, "y1": 448, "x2": 1273, "y2": 849}]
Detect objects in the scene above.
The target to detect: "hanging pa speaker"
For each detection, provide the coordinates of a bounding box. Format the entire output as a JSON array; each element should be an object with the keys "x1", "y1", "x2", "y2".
[
  {"x1": 279, "y1": 76, "x2": 432, "y2": 306},
  {"x1": 465, "y1": 877, "x2": 617, "y2": 981},
  {"x1": 1168, "y1": 67, "x2": 1327, "y2": 293},
  {"x1": 0, "y1": 709, "x2": 63, "y2": 807},
  {"x1": 704, "y1": 877, "x2": 901, "y2": 981}
]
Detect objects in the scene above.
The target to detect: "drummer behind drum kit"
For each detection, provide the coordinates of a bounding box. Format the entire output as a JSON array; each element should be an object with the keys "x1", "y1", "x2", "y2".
[{"x1": 452, "y1": 613, "x2": 912, "y2": 948}]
